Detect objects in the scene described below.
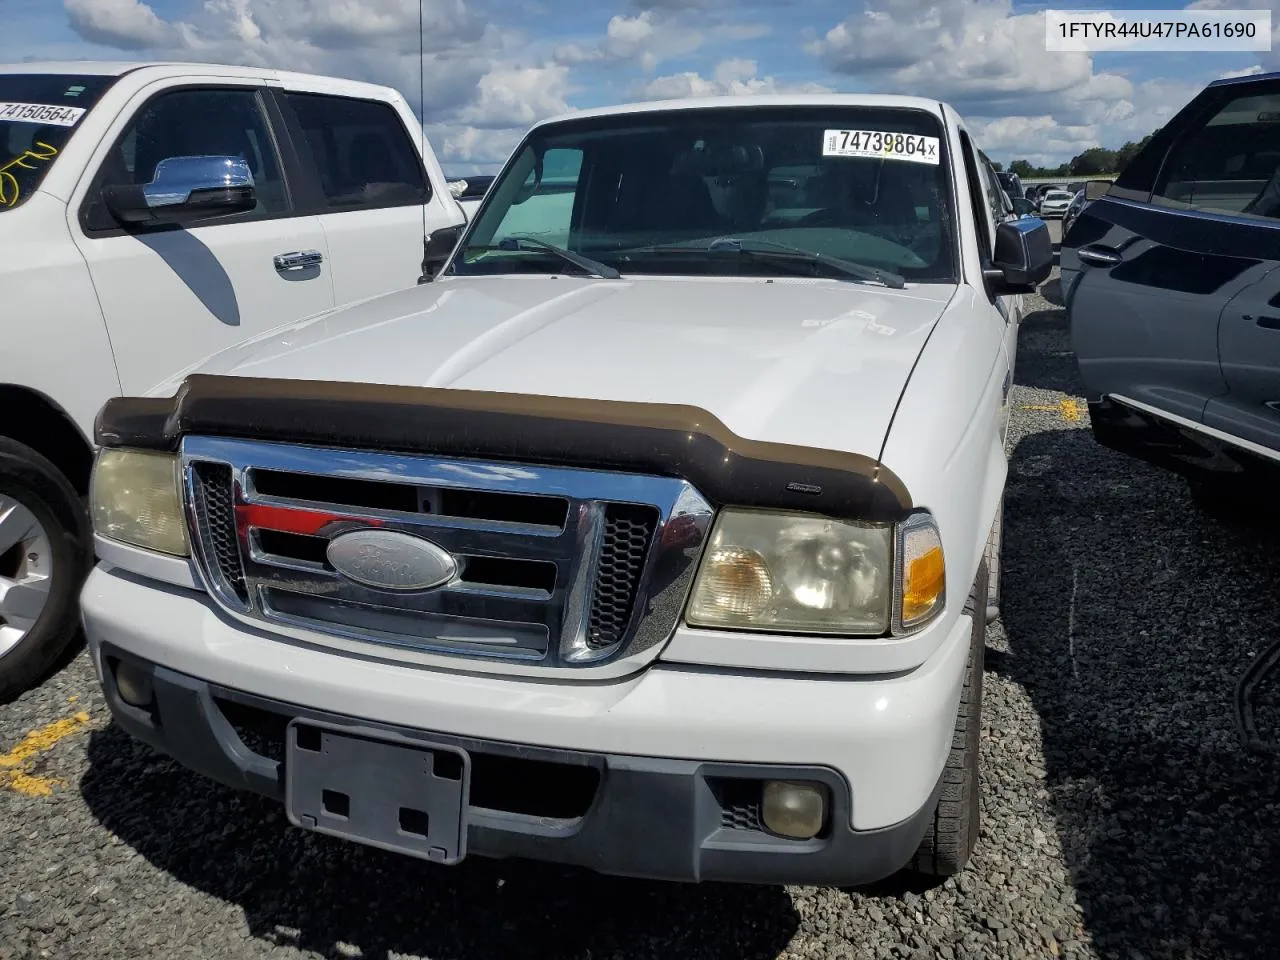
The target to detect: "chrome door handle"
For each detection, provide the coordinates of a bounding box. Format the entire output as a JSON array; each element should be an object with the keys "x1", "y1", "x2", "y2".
[
  {"x1": 1077, "y1": 245, "x2": 1122, "y2": 267},
  {"x1": 274, "y1": 250, "x2": 323, "y2": 271}
]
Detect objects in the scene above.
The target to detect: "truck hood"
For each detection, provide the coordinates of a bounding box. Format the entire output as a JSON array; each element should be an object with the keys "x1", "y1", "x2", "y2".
[{"x1": 157, "y1": 275, "x2": 956, "y2": 460}]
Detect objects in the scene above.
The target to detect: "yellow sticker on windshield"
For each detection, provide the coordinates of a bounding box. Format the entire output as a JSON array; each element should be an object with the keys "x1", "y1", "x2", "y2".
[
  {"x1": 0, "y1": 140, "x2": 59, "y2": 208},
  {"x1": 822, "y1": 129, "x2": 940, "y2": 165}
]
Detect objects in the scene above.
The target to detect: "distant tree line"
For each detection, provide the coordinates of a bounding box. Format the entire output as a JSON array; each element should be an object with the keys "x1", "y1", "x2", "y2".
[{"x1": 1002, "y1": 130, "x2": 1159, "y2": 179}]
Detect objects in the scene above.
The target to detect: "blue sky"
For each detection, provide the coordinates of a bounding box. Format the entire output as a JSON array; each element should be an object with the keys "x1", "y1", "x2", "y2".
[{"x1": 7, "y1": 0, "x2": 1277, "y2": 176}]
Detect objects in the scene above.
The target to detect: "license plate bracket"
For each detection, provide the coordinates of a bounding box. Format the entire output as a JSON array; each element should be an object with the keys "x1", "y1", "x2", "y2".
[{"x1": 284, "y1": 720, "x2": 470, "y2": 864}]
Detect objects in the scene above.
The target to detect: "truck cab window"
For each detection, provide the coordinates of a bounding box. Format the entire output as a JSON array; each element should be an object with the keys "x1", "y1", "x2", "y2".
[
  {"x1": 283, "y1": 93, "x2": 429, "y2": 211},
  {"x1": 83, "y1": 86, "x2": 288, "y2": 230}
]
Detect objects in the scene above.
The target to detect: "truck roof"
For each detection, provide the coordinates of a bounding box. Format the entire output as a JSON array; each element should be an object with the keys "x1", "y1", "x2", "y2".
[
  {"x1": 533, "y1": 93, "x2": 949, "y2": 130},
  {"x1": 0, "y1": 60, "x2": 402, "y2": 101}
]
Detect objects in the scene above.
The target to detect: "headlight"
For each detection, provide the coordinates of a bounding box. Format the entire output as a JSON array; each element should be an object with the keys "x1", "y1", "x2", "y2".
[
  {"x1": 686, "y1": 509, "x2": 893, "y2": 634},
  {"x1": 90, "y1": 449, "x2": 189, "y2": 556},
  {"x1": 685, "y1": 508, "x2": 946, "y2": 637}
]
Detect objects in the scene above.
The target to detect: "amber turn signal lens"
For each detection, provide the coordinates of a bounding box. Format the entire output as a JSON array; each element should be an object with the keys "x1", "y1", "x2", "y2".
[
  {"x1": 902, "y1": 546, "x2": 945, "y2": 621},
  {"x1": 897, "y1": 515, "x2": 945, "y2": 630}
]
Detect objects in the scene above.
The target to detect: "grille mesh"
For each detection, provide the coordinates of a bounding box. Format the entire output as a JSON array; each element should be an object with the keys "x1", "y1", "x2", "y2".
[
  {"x1": 192, "y1": 462, "x2": 247, "y2": 603},
  {"x1": 720, "y1": 801, "x2": 762, "y2": 832},
  {"x1": 585, "y1": 504, "x2": 657, "y2": 650}
]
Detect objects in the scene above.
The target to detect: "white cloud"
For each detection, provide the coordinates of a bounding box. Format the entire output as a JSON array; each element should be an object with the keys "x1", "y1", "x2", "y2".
[
  {"x1": 806, "y1": 0, "x2": 1219, "y2": 164},
  {"x1": 550, "y1": 7, "x2": 719, "y2": 71},
  {"x1": 635, "y1": 58, "x2": 833, "y2": 98},
  {"x1": 62, "y1": 0, "x2": 505, "y2": 118},
  {"x1": 1219, "y1": 64, "x2": 1266, "y2": 79},
  {"x1": 458, "y1": 63, "x2": 574, "y2": 128},
  {"x1": 64, "y1": 0, "x2": 178, "y2": 49}
]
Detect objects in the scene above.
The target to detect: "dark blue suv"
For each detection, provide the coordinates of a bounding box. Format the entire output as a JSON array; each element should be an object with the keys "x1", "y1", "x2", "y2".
[{"x1": 1062, "y1": 72, "x2": 1280, "y2": 513}]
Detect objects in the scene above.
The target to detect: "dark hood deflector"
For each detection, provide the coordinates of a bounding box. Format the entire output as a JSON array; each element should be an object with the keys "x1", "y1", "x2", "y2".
[{"x1": 95, "y1": 375, "x2": 912, "y2": 521}]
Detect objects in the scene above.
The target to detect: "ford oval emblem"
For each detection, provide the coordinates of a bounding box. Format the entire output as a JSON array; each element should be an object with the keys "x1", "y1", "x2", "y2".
[{"x1": 326, "y1": 529, "x2": 458, "y2": 592}]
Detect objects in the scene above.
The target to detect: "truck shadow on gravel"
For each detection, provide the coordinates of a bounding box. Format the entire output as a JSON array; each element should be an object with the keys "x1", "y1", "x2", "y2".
[
  {"x1": 996, "y1": 336, "x2": 1280, "y2": 956},
  {"x1": 79, "y1": 727, "x2": 799, "y2": 960}
]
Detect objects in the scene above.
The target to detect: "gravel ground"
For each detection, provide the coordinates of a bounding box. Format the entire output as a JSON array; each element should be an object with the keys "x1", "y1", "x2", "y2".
[{"x1": 3, "y1": 228, "x2": 1280, "y2": 960}]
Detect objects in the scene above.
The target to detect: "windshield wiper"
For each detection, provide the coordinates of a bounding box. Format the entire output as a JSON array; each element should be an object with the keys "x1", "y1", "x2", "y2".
[
  {"x1": 621, "y1": 236, "x2": 906, "y2": 289},
  {"x1": 471, "y1": 235, "x2": 621, "y2": 280}
]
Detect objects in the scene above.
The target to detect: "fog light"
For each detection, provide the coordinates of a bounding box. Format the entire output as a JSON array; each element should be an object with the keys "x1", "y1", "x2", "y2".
[
  {"x1": 114, "y1": 659, "x2": 154, "y2": 708},
  {"x1": 761, "y1": 781, "x2": 827, "y2": 840}
]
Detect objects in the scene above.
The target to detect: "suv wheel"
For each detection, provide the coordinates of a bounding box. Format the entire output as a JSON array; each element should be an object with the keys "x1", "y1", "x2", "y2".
[
  {"x1": 0, "y1": 437, "x2": 92, "y2": 702},
  {"x1": 909, "y1": 559, "x2": 987, "y2": 878}
]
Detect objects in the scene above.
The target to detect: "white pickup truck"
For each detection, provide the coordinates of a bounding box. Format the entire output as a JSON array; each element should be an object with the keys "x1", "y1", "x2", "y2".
[
  {"x1": 0, "y1": 61, "x2": 466, "y2": 699},
  {"x1": 81, "y1": 94, "x2": 1052, "y2": 886}
]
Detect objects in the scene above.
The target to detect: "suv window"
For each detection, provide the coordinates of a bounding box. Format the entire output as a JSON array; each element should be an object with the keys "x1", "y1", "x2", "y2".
[
  {"x1": 1153, "y1": 85, "x2": 1280, "y2": 221},
  {"x1": 83, "y1": 86, "x2": 287, "y2": 231},
  {"x1": 284, "y1": 93, "x2": 429, "y2": 211}
]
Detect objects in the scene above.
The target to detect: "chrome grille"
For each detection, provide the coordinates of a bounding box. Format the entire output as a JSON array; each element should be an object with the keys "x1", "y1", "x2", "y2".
[{"x1": 180, "y1": 436, "x2": 714, "y2": 674}]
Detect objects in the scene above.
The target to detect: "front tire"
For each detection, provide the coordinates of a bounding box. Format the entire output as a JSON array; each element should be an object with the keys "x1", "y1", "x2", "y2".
[
  {"x1": 909, "y1": 560, "x2": 987, "y2": 878},
  {"x1": 0, "y1": 437, "x2": 92, "y2": 702}
]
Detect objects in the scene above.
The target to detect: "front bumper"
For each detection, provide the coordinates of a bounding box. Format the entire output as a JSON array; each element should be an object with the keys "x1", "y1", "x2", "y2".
[
  {"x1": 82, "y1": 565, "x2": 973, "y2": 885},
  {"x1": 97, "y1": 644, "x2": 941, "y2": 885}
]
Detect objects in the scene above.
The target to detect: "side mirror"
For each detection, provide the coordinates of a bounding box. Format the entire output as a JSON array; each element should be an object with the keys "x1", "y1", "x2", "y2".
[
  {"x1": 985, "y1": 217, "x2": 1053, "y2": 294},
  {"x1": 1010, "y1": 197, "x2": 1036, "y2": 218},
  {"x1": 1085, "y1": 179, "x2": 1112, "y2": 201},
  {"x1": 418, "y1": 224, "x2": 464, "y2": 283},
  {"x1": 103, "y1": 156, "x2": 256, "y2": 226}
]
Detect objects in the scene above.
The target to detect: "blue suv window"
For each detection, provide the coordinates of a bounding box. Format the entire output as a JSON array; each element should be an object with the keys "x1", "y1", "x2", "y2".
[{"x1": 1153, "y1": 87, "x2": 1280, "y2": 222}]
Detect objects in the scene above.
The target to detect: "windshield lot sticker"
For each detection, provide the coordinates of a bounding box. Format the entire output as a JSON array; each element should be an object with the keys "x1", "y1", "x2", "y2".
[
  {"x1": 823, "y1": 129, "x2": 940, "y2": 165},
  {"x1": 0, "y1": 102, "x2": 86, "y2": 127}
]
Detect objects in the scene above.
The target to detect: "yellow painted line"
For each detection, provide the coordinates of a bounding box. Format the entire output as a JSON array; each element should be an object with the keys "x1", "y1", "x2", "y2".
[
  {"x1": 0, "y1": 711, "x2": 92, "y2": 797},
  {"x1": 1020, "y1": 398, "x2": 1084, "y2": 422}
]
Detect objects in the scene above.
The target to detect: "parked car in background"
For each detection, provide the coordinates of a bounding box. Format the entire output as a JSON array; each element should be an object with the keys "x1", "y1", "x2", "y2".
[
  {"x1": 1061, "y1": 189, "x2": 1088, "y2": 235},
  {"x1": 0, "y1": 61, "x2": 466, "y2": 701},
  {"x1": 1062, "y1": 71, "x2": 1280, "y2": 514},
  {"x1": 1037, "y1": 189, "x2": 1074, "y2": 218},
  {"x1": 81, "y1": 93, "x2": 1051, "y2": 887},
  {"x1": 996, "y1": 170, "x2": 1023, "y2": 205}
]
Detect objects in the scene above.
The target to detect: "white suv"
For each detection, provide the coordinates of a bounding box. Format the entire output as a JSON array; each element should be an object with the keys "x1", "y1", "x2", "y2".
[{"x1": 80, "y1": 94, "x2": 1051, "y2": 885}]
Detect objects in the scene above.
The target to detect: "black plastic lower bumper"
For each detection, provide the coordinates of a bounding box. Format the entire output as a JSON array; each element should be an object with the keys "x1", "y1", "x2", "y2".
[{"x1": 97, "y1": 643, "x2": 940, "y2": 886}]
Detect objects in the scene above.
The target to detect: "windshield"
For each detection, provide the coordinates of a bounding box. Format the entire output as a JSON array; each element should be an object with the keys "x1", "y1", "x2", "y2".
[
  {"x1": 452, "y1": 105, "x2": 959, "y2": 284},
  {"x1": 1, "y1": 74, "x2": 116, "y2": 211}
]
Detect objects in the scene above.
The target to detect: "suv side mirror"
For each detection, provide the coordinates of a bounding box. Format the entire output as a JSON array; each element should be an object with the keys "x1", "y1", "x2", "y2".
[
  {"x1": 985, "y1": 217, "x2": 1053, "y2": 294},
  {"x1": 1085, "y1": 179, "x2": 1112, "y2": 201},
  {"x1": 103, "y1": 156, "x2": 256, "y2": 226},
  {"x1": 1010, "y1": 197, "x2": 1036, "y2": 218},
  {"x1": 418, "y1": 224, "x2": 464, "y2": 283}
]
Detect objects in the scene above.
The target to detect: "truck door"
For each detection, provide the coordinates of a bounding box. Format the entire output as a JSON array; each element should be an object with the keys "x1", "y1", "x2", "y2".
[
  {"x1": 273, "y1": 88, "x2": 464, "y2": 304},
  {"x1": 69, "y1": 81, "x2": 334, "y2": 396}
]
